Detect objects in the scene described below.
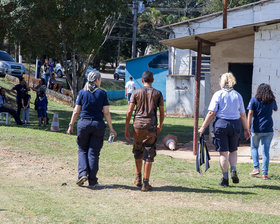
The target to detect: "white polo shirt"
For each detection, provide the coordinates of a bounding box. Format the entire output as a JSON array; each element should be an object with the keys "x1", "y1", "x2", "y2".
[{"x1": 208, "y1": 89, "x2": 245, "y2": 120}]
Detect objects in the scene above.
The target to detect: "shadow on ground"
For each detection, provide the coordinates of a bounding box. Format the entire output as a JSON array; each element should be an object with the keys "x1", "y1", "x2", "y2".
[{"x1": 85, "y1": 184, "x2": 256, "y2": 195}]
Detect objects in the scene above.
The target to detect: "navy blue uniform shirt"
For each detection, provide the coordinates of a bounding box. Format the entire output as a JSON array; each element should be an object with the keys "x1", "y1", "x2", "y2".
[
  {"x1": 247, "y1": 97, "x2": 278, "y2": 133},
  {"x1": 13, "y1": 84, "x2": 27, "y2": 100},
  {"x1": 76, "y1": 89, "x2": 109, "y2": 120}
]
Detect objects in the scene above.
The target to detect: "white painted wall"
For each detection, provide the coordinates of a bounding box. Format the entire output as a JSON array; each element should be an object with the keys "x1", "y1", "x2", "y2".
[
  {"x1": 166, "y1": 0, "x2": 280, "y2": 122},
  {"x1": 253, "y1": 23, "x2": 280, "y2": 160},
  {"x1": 170, "y1": 0, "x2": 280, "y2": 77},
  {"x1": 172, "y1": 0, "x2": 280, "y2": 38}
]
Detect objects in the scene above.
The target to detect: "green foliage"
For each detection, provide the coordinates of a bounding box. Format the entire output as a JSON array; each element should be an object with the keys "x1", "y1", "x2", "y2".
[{"x1": 198, "y1": 0, "x2": 261, "y2": 14}]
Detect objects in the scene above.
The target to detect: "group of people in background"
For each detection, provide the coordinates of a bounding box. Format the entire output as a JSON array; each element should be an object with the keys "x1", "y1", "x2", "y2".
[
  {"x1": 0, "y1": 77, "x2": 48, "y2": 126},
  {"x1": 42, "y1": 58, "x2": 62, "y2": 93}
]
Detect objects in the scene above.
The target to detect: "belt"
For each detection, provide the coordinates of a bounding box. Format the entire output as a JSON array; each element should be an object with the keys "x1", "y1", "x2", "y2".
[{"x1": 81, "y1": 118, "x2": 102, "y2": 121}]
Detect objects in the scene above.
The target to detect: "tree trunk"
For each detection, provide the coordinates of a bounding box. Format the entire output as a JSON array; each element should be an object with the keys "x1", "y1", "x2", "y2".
[{"x1": 71, "y1": 53, "x2": 78, "y2": 107}]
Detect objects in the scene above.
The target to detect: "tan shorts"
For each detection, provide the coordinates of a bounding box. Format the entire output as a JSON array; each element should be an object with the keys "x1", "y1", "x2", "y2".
[{"x1": 133, "y1": 127, "x2": 157, "y2": 162}]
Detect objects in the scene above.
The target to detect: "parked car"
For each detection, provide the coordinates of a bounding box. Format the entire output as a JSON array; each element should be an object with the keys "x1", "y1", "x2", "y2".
[
  {"x1": 55, "y1": 62, "x2": 97, "y2": 79},
  {"x1": 0, "y1": 50, "x2": 26, "y2": 78},
  {"x1": 54, "y1": 63, "x2": 64, "y2": 78},
  {"x1": 114, "y1": 65, "x2": 126, "y2": 80}
]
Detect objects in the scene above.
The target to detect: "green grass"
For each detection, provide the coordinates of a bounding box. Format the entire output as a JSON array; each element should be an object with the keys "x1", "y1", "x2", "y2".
[
  {"x1": 101, "y1": 79, "x2": 124, "y2": 91},
  {"x1": 0, "y1": 77, "x2": 280, "y2": 223},
  {"x1": 23, "y1": 63, "x2": 36, "y2": 74}
]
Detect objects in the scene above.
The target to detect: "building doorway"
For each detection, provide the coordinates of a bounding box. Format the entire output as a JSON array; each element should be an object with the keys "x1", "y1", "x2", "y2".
[
  {"x1": 229, "y1": 63, "x2": 253, "y2": 142},
  {"x1": 228, "y1": 63, "x2": 253, "y2": 111}
]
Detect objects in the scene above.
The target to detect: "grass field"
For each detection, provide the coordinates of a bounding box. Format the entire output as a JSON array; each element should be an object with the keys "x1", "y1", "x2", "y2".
[{"x1": 0, "y1": 78, "x2": 280, "y2": 224}]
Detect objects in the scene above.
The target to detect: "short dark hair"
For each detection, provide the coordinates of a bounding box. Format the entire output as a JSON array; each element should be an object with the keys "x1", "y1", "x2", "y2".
[
  {"x1": 129, "y1": 77, "x2": 133, "y2": 80},
  {"x1": 142, "y1": 70, "x2": 153, "y2": 83},
  {"x1": 255, "y1": 83, "x2": 275, "y2": 104}
]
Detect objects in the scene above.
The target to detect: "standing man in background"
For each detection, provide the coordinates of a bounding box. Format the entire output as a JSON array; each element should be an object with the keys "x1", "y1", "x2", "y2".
[
  {"x1": 125, "y1": 71, "x2": 164, "y2": 192},
  {"x1": 10, "y1": 77, "x2": 28, "y2": 118},
  {"x1": 125, "y1": 76, "x2": 136, "y2": 104}
]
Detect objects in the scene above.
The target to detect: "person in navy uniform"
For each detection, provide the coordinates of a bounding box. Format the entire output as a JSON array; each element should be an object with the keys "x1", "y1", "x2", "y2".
[
  {"x1": 67, "y1": 70, "x2": 117, "y2": 187},
  {"x1": 10, "y1": 77, "x2": 28, "y2": 118},
  {"x1": 198, "y1": 73, "x2": 250, "y2": 187}
]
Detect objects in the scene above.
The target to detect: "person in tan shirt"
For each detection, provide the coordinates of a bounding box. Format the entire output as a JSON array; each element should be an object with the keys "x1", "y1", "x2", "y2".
[{"x1": 125, "y1": 71, "x2": 164, "y2": 192}]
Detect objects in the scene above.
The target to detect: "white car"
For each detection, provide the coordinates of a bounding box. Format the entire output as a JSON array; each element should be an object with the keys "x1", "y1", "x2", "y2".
[
  {"x1": 0, "y1": 50, "x2": 26, "y2": 78},
  {"x1": 55, "y1": 63, "x2": 97, "y2": 79},
  {"x1": 54, "y1": 63, "x2": 64, "y2": 78}
]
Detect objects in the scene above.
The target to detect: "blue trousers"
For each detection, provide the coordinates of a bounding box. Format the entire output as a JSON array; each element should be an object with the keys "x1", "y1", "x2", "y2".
[
  {"x1": 251, "y1": 132, "x2": 274, "y2": 175},
  {"x1": 76, "y1": 119, "x2": 105, "y2": 185}
]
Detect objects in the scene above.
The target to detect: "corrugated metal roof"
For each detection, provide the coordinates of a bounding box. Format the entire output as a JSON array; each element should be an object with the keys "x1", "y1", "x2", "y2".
[{"x1": 160, "y1": 19, "x2": 280, "y2": 54}]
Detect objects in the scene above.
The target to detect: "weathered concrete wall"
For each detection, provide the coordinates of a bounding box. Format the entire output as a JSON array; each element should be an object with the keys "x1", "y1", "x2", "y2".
[
  {"x1": 170, "y1": 48, "x2": 193, "y2": 76},
  {"x1": 166, "y1": 0, "x2": 280, "y2": 116},
  {"x1": 166, "y1": 75, "x2": 206, "y2": 117},
  {"x1": 169, "y1": 0, "x2": 280, "y2": 77},
  {"x1": 210, "y1": 35, "x2": 255, "y2": 95},
  {"x1": 253, "y1": 23, "x2": 280, "y2": 160},
  {"x1": 172, "y1": 0, "x2": 280, "y2": 38}
]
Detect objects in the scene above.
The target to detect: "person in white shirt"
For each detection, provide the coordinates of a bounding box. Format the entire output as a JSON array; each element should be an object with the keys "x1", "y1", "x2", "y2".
[{"x1": 125, "y1": 77, "x2": 136, "y2": 103}]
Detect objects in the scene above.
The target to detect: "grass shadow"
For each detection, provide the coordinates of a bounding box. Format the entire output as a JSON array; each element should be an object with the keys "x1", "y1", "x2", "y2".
[
  {"x1": 0, "y1": 209, "x2": 8, "y2": 212},
  {"x1": 238, "y1": 185, "x2": 280, "y2": 191},
  {"x1": 109, "y1": 184, "x2": 256, "y2": 195}
]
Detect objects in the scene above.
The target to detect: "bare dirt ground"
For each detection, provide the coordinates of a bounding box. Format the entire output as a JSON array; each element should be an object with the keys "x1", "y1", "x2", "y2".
[{"x1": 157, "y1": 140, "x2": 280, "y2": 163}]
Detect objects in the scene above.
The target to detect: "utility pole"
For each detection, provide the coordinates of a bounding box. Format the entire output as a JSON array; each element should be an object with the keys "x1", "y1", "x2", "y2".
[
  {"x1": 223, "y1": 0, "x2": 227, "y2": 29},
  {"x1": 131, "y1": 0, "x2": 138, "y2": 59},
  {"x1": 117, "y1": 39, "x2": 121, "y2": 67}
]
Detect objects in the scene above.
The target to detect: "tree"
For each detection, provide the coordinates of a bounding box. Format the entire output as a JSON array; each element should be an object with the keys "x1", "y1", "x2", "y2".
[
  {"x1": 10, "y1": 0, "x2": 129, "y2": 103},
  {"x1": 0, "y1": 1, "x2": 17, "y2": 52},
  {"x1": 198, "y1": 0, "x2": 260, "y2": 14}
]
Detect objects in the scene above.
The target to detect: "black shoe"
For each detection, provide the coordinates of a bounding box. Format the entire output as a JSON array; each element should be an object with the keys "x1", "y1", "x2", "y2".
[
  {"x1": 231, "y1": 171, "x2": 239, "y2": 184},
  {"x1": 76, "y1": 176, "x2": 88, "y2": 186},
  {"x1": 219, "y1": 178, "x2": 229, "y2": 187}
]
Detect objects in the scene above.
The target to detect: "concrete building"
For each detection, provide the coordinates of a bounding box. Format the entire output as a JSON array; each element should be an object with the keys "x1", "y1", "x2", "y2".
[
  {"x1": 161, "y1": 0, "x2": 280, "y2": 159},
  {"x1": 160, "y1": 0, "x2": 280, "y2": 117}
]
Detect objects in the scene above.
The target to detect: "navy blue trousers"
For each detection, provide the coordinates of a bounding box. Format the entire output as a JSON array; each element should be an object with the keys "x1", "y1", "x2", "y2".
[{"x1": 76, "y1": 119, "x2": 106, "y2": 185}]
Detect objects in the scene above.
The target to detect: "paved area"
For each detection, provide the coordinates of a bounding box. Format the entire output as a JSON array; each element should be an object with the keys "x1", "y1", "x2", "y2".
[{"x1": 157, "y1": 140, "x2": 280, "y2": 163}]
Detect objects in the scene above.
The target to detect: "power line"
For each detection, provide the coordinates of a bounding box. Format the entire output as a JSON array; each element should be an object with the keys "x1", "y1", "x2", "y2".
[{"x1": 108, "y1": 36, "x2": 158, "y2": 43}]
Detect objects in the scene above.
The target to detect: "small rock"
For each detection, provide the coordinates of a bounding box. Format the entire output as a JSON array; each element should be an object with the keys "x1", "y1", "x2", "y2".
[{"x1": 61, "y1": 182, "x2": 67, "y2": 186}]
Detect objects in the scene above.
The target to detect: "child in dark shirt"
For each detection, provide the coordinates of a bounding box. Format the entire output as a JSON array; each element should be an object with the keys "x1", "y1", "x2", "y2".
[
  {"x1": 21, "y1": 90, "x2": 31, "y2": 125},
  {"x1": 37, "y1": 90, "x2": 48, "y2": 126}
]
